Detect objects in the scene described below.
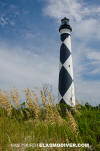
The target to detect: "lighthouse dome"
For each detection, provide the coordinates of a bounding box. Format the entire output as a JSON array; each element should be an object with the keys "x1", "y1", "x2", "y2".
[{"x1": 59, "y1": 17, "x2": 72, "y2": 32}]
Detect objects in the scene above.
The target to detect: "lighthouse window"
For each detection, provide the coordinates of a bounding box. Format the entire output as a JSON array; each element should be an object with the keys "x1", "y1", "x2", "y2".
[
  {"x1": 61, "y1": 18, "x2": 69, "y2": 25},
  {"x1": 69, "y1": 65, "x2": 70, "y2": 67},
  {"x1": 70, "y1": 97, "x2": 72, "y2": 100}
]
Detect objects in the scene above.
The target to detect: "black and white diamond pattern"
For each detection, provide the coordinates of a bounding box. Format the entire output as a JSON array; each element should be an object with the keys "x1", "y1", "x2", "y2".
[
  {"x1": 59, "y1": 66, "x2": 72, "y2": 97},
  {"x1": 60, "y1": 33, "x2": 70, "y2": 41},
  {"x1": 60, "y1": 43, "x2": 71, "y2": 64},
  {"x1": 59, "y1": 32, "x2": 75, "y2": 106}
]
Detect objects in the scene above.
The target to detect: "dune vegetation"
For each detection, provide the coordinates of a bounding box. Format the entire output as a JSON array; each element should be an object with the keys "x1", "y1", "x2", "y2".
[{"x1": 0, "y1": 88, "x2": 100, "y2": 151}]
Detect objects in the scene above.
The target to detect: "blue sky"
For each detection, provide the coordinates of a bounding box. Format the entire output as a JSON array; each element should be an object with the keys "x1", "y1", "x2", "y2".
[{"x1": 0, "y1": 0, "x2": 100, "y2": 105}]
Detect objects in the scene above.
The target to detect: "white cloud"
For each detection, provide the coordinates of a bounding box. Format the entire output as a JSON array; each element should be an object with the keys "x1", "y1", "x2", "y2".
[
  {"x1": 75, "y1": 80, "x2": 100, "y2": 106},
  {"x1": 43, "y1": 0, "x2": 100, "y2": 21},
  {"x1": 87, "y1": 51, "x2": 100, "y2": 62},
  {"x1": 24, "y1": 33, "x2": 35, "y2": 39},
  {"x1": 85, "y1": 51, "x2": 100, "y2": 74},
  {"x1": 73, "y1": 19, "x2": 100, "y2": 40},
  {"x1": 43, "y1": 0, "x2": 82, "y2": 21},
  {"x1": 0, "y1": 16, "x2": 8, "y2": 26},
  {"x1": 0, "y1": 44, "x2": 58, "y2": 91}
]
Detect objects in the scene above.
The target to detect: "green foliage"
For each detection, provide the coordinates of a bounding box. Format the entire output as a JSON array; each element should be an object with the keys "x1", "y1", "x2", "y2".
[
  {"x1": 0, "y1": 98, "x2": 100, "y2": 151},
  {"x1": 73, "y1": 103, "x2": 100, "y2": 150}
]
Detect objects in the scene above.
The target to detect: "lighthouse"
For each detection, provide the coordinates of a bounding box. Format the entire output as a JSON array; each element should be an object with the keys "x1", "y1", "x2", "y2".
[{"x1": 58, "y1": 17, "x2": 75, "y2": 106}]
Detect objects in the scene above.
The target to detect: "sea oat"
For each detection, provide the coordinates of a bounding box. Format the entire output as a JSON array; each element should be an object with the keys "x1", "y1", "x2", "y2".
[
  {"x1": 24, "y1": 89, "x2": 40, "y2": 119},
  {"x1": 66, "y1": 110, "x2": 79, "y2": 134},
  {"x1": 0, "y1": 92, "x2": 11, "y2": 116},
  {"x1": 9, "y1": 88, "x2": 20, "y2": 109},
  {"x1": 46, "y1": 89, "x2": 54, "y2": 105}
]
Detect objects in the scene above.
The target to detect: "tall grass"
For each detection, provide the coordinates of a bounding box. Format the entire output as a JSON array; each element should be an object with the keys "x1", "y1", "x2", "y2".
[{"x1": 0, "y1": 88, "x2": 99, "y2": 151}]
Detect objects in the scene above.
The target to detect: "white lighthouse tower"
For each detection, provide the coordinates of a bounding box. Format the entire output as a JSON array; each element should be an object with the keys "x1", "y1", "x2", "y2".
[{"x1": 58, "y1": 17, "x2": 75, "y2": 106}]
